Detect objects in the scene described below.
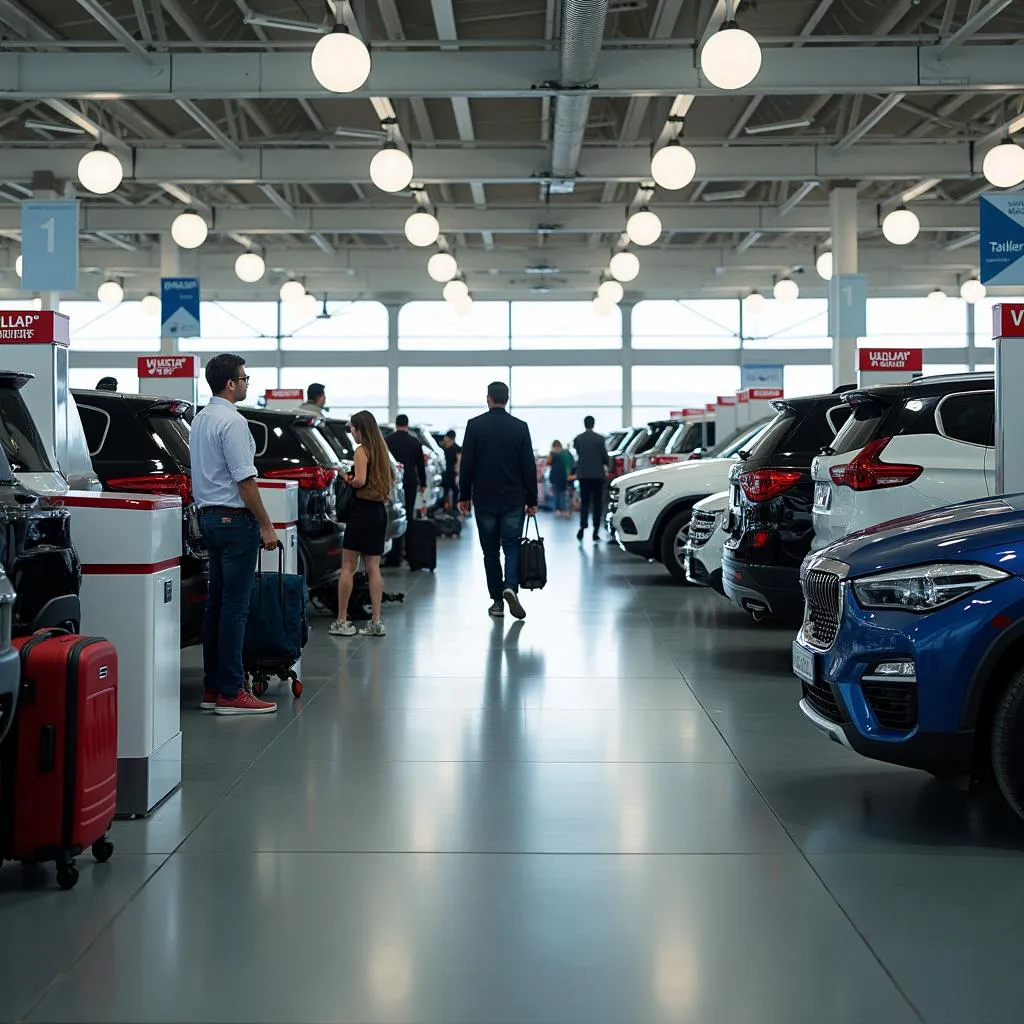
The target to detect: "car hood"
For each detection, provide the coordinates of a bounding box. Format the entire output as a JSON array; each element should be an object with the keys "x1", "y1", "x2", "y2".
[
  {"x1": 814, "y1": 494, "x2": 1024, "y2": 576},
  {"x1": 612, "y1": 456, "x2": 734, "y2": 489},
  {"x1": 694, "y1": 490, "x2": 730, "y2": 513}
]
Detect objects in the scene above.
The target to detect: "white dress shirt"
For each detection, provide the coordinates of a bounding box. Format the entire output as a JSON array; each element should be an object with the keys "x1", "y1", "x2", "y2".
[{"x1": 189, "y1": 397, "x2": 258, "y2": 508}]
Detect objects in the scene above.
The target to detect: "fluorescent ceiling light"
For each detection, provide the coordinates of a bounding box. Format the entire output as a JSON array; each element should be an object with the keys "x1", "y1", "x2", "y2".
[
  {"x1": 701, "y1": 189, "x2": 749, "y2": 202},
  {"x1": 744, "y1": 118, "x2": 813, "y2": 135}
]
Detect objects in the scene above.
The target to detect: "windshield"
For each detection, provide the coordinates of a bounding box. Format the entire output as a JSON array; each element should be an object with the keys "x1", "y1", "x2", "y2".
[
  {"x1": 295, "y1": 424, "x2": 342, "y2": 467},
  {"x1": 146, "y1": 414, "x2": 192, "y2": 468},
  {"x1": 0, "y1": 388, "x2": 52, "y2": 473},
  {"x1": 744, "y1": 401, "x2": 850, "y2": 459},
  {"x1": 708, "y1": 419, "x2": 771, "y2": 458},
  {"x1": 830, "y1": 401, "x2": 889, "y2": 455}
]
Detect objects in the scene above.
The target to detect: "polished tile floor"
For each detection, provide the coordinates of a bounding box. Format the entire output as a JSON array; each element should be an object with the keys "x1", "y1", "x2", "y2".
[{"x1": 5, "y1": 519, "x2": 1024, "y2": 1023}]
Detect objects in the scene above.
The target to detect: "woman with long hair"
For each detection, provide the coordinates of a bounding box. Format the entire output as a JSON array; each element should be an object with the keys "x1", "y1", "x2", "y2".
[{"x1": 329, "y1": 410, "x2": 395, "y2": 638}]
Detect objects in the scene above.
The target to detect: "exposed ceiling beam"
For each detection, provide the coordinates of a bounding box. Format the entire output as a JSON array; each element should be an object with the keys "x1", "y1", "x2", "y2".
[
  {"x1": 834, "y1": 93, "x2": 906, "y2": 152},
  {"x1": 937, "y1": 0, "x2": 1015, "y2": 53},
  {"x1": 175, "y1": 99, "x2": 245, "y2": 160},
  {"x1": 73, "y1": 0, "x2": 155, "y2": 64}
]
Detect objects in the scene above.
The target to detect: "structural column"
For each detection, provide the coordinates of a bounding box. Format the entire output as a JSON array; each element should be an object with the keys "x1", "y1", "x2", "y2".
[
  {"x1": 387, "y1": 303, "x2": 400, "y2": 422},
  {"x1": 620, "y1": 302, "x2": 633, "y2": 427},
  {"x1": 828, "y1": 187, "x2": 862, "y2": 387},
  {"x1": 160, "y1": 233, "x2": 181, "y2": 356}
]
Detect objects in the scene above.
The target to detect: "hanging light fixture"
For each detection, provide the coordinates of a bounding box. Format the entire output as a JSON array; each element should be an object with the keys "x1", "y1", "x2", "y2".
[
  {"x1": 14, "y1": 254, "x2": 22, "y2": 278},
  {"x1": 774, "y1": 278, "x2": 799, "y2": 302},
  {"x1": 815, "y1": 251, "x2": 833, "y2": 281},
  {"x1": 280, "y1": 279, "x2": 306, "y2": 305},
  {"x1": 455, "y1": 296, "x2": 474, "y2": 316},
  {"x1": 597, "y1": 279, "x2": 625, "y2": 305},
  {"x1": 97, "y1": 279, "x2": 124, "y2": 306},
  {"x1": 298, "y1": 292, "x2": 319, "y2": 318},
  {"x1": 170, "y1": 209, "x2": 208, "y2": 249},
  {"x1": 235, "y1": 251, "x2": 266, "y2": 283},
  {"x1": 983, "y1": 138, "x2": 1024, "y2": 189},
  {"x1": 77, "y1": 144, "x2": 124, "y2": 195},
  {"x1": 881, "y1": 206, "x2": 920, "y2": 246},
  {"x1": 593, "y1": 296, "x2": 615, "y2": 317},
  {"x1": 609, "y1": 250, "x2": 640, "y2": 283},
  {"x1": 927, "y1": 288, "x2": 948, "y2": 309},
  {"x1": 699, "y1": 4, "x2": 762, "y2": 91},
  {"x1": 404, "y1": 208, "x2": 440, "y2": 247},
  {"x1": 370, "y1": 142, "x2": 414, "y2": 194},
  {"x1": 427, "y1": 252, "x2": 458, "y2": 283},
  {"x1": 960, "y1": 277, "x2": 987, "y2": 304},
  {"x1": 443, "y1": 278, "x2": 469, "y2": 304},
  {"x1": 626, "y1": 208, "x2": 663, "y2": 247},
  {"x1": 310, "y1": 24, "x2": 371, "y2": 93},
  {"x1": 744, "y1": 290, "x2": 766, "y2": 312},
  {"x1": 650, "y1": 140, "x2": 697, "y2": 191},
  {"x1": 141, "y1": 293, "x2": 161, "y2": 316}
]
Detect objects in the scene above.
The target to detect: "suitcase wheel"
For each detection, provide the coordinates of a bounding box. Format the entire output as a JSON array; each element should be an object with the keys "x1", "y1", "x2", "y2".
[
  {"x1": 56, "y1": 863, "x2": 80, "y2": 891},
  {"x1": 250, "y1": 674, "x2": 269, "y2": 697},
  {"x1": 291, "y1": 678, "x2": 303, "y2": 698},
  {"x1": 92, "y1": 838, "x2": 114, "y2": 864}
]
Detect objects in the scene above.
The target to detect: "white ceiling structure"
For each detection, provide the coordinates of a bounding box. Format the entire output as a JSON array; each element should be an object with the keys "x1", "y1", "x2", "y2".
[{"x1": 0, "y1": 0, "x2": 1023, "y2": 302}]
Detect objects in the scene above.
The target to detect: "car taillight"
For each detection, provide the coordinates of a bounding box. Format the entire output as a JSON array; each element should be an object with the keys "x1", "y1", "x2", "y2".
[
  {"x1": 264, "y1": 467, "x2": 338, "y2": 491},
  {"x1": 687, "y1": 452, "x2": 703, "y2": 461},
  {"x1": 613, "y1": 457, "x2": 624, "y2": 476},
  {"x1": 650, "y1": 455, "x2": 680, "y2": 466},
  {"x1": 829, "y1": 437, "x2": 923, "y2": 491},
  {"x1": 107, "y1": 473, "x2": 193, "y2": 503},
  {"x1": 739, "y1": 469, "x2": 802, "y2": 503}
]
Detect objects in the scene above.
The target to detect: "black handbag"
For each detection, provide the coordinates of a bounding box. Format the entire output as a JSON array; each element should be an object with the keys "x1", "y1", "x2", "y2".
[
  {"x1": 519, "y1": 516, "x2": 547, "y2": 591},
  {"x1": 335, "y1": 477, "x2": 356, "y2": 521}
]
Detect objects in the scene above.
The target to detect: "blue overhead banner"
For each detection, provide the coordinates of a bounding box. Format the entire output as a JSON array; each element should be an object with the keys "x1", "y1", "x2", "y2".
[
  {"x1": 741, "y1": 364, "x2": 784, "y2": 389},
  {"x1": 161, "y1": 277, "x2": 200, "y2": 338},
  {"x1": 20, "y1": 201, "x2": 79, "y2": 292},
  {"x1": 980, "y1": 194, "x2": 1024, "y2": 285}
]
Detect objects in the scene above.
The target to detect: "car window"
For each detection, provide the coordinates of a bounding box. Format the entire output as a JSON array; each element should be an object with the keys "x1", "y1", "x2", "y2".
[
  {"x1": 744, "y1": 400, "x2": 847, "y2": 459},
  {"x1": 77, "y1": 404, "x2": 111, "y2": 457},
  {"x1": 669, "y1": 423, "x2": 701, "y2": 454},
  {"x1": 146, "y1": 415, "x2": 192, "y2": 467},
  {"x1": 710, "y1": 419, "x2": 771, "y2": 458},
  {"x1": 936, "y1": 391, "x2": 994, "y2": 447},
  {"x1": 830, "y1": 401, "x2": 888, "y2": 455},
  {"x1": 0, "y1": 387, "x2": 53, "y2": 473},
  {"x1": 247, "y1": 419, "x2": 269, "y2": 457}
]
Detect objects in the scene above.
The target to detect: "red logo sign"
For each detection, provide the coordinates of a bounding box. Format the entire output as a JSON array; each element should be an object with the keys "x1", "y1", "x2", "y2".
[
  {"x1": 717, "y1": 396, "x2": 737, "y2": 407},
  {"x1": 993, "y1": 303, "x2": 1024, "y2": 339},
  {"x1": 265, "y1": 389, "x2": 304, "y2": 400},
  {"x1": 137, "y1": 355, "x2": 200, "y2": 379},
  {"x1": 858, "y1": 348, "x2": 923, "y2": 372},
  {"x1": 706, "y1": 403, "x2": 716, "y2": 414},
  {"x1": 749, "y1": 388, "x2": 784, "y2": 400},
  {"x1": 682, "y1": 407, "x2": 705, "y2": 417},
  {"x1": 0, "y1": 311, "x2": 70, "y2": 346},
  {"x1": 736, "y1": 391, "x2": 749, "y2": 403}
]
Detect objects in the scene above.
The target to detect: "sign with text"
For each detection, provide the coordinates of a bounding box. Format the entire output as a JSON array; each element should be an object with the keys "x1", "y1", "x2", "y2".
[
  {"x1": 741, "y1": 364, "x2": 784, "y2": 389},
  {"x1": 0, "y1": 311, "x2": 69, "y2": 345},
  {"x1": 137, "y1": 355, "x2": 200, "y2": 379},
  {"x1": 748, "y1": 387, "x2": 784, "y2": 401},
  {"x1": 981, "y1": 195, "x2": 1024, "y2": 285},
  {"x1": 265, "y1": 389, "x2": 304, "y2": 401},
  {"x1": 160, "y1": 277, "x2": 200, "y2": 338},
  {"x1": 20, "y1": 201, "x2": 79, "y2": 292},
  {"x1": 992, "y1": 303, "x2": 1024, "y2": 338},
  {"x1": 717, "y1": 395, "x2": 736, "y2": 407},
  {"x1": 858, "y1": 348, "x2": 923, "y2": 372}
]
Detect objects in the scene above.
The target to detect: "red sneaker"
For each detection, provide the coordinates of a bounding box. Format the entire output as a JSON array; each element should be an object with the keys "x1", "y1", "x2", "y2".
[
  {"x1": 200, "y1": 690, "x2": 218, "y2": 712},
  {"x1": 214, "y1": 690, "x2": 277, "y2": 716}
]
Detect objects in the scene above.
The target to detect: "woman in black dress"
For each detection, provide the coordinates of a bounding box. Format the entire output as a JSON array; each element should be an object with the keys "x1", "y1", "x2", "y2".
[{"x1": 329, "y1": 410, "x2": 394, "y2": 638}]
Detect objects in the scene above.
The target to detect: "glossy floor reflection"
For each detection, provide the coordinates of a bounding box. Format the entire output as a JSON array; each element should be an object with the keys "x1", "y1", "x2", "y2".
[{"x1": 5, "y1": 517, "x2": 1024, "y2": 1023}]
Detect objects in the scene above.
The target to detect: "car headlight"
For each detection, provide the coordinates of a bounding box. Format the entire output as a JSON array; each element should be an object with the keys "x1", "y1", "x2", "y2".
[
  {"x1": 852, "y1": 563, "x2": 1009, "y2": 613},
  {"x1": 625, "y1": 482, "x2": 663, "y2": 505}
]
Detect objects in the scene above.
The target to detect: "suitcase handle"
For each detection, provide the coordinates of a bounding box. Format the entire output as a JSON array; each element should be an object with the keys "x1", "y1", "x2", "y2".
[
  {"x1": 39, "y1": 724, "x2": 56, "y2": 773},
  {"x1": 253, "y1": 542, "x2": 286, "y2": 611}
]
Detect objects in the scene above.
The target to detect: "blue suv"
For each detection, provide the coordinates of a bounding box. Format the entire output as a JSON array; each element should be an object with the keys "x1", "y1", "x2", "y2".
[{"x1": 793, "y1": 494, "x2": 1024, "y2": 820}]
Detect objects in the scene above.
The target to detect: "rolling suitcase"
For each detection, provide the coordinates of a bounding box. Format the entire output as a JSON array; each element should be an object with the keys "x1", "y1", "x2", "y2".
[
  {"x1": 0, "y1": 630, "x2": 118, "y2": 890},
  {"x1": 406, "y1": 518, "x2": 437, "y2": 572}
]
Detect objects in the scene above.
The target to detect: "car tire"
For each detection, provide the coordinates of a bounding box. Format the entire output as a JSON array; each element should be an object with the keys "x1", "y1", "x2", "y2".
[
  {"x1": 991, "y1": 667, "x2": 1024, "y2": 821},
  {"x1": 660, "y1": 509, "x2": 693, "y2": 584}
]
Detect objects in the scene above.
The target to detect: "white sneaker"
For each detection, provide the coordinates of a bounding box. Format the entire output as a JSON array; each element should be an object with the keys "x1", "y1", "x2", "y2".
[
  {"x1": 359, "y1": 621, "x2": 386, "y2": 638},
  {"x1": 329, "y1": 620, "x2": 358, "y2": 637}
]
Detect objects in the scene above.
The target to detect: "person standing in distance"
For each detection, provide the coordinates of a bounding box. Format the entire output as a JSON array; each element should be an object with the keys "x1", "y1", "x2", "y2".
[
  {"x1": 459, "y1": 382, "x2": 538, "y2": 620},
  {"x1": 297, "y1": 382, "x2": 327, "y2": 416},
  {"x1": 190, "y1": 354, "x2": 279, "y2": 716},
  {"x1": 573, "y1": 415, "x2": 610, "y2": 542},
  {"x1": 386, "y1": 414, "x2": 427, "y2": 522},
  {"x1": 441, "y1": 429, "x2": 461, "y2": 511}
]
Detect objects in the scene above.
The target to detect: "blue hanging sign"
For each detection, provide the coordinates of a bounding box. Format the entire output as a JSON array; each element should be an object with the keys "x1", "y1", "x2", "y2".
[
  {"x1": 20, "y1": 201, "x2": 79, "y2": 292},
  {"x1": 980, "y1": 194, "x2": 1024, "y2": 285},
  {"x1": 741, "y1": 364, "x2": 784, "y2": 389},
  {"x1": 160, "y1": 277, "x2": 201, "y2": 338}
]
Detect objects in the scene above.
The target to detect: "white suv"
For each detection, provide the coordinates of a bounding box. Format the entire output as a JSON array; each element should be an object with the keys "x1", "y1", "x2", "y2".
[
  {"x1": 609, "y1": 418, "x2": 772, "y2": 581},
  {"x1": 683, "y1": 491, "x2": 729, "y2": 593},
  {"x1": 811, "y1": 373, "x2": 994, "y2": 551}
]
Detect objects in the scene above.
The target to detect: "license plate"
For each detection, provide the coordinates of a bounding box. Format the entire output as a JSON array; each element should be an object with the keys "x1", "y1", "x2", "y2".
[
  {"x1": 813, "y1": 482, "x2": 832, "y2": 513},
  {"x1": 792, "y1": 641, "x2": 816, "y2": 684}
]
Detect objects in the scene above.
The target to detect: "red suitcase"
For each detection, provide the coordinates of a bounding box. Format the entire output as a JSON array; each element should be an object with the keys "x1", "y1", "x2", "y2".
[{"x1": 0, "y1": 630, "x2": 118, "y2": 890}]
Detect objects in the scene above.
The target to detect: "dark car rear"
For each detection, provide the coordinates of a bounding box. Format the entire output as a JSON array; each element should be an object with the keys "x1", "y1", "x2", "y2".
[
  {"x1": 73, "y1": 389, "x2": 207, "y2": 647},
  {"x1": 722, "y1": 393, "x2": 851, "y2": 624},
  {"x1": 622, "y1": 420, "x2": 683, "y2": 474},
  {"x1": 608, "y1": 426, "x2": 644, "y2": 481}
]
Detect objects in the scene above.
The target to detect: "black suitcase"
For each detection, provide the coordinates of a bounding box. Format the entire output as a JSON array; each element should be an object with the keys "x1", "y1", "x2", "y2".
[
  {"x1": 406, "y1": 519, "x2": 437, "y2": 572},
  {"x1": 430, "y1": 511, "x2": 463, "y2": 538}
]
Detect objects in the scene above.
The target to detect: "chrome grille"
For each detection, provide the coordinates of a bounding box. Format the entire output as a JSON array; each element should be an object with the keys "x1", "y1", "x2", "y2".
[
  {"x1": 688, "y1": 510, "x2": 719, "y2": 549},
  {"x1": 607, "y1": 486, "x2": 620, "y2": 516},
  {"x1": 803, "y1": 569, "x2": 841, "y2": 650}
]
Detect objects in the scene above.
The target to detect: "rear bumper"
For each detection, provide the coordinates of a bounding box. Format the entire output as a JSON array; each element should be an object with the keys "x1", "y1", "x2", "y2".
[
  {"x1": 685, "y1": 550, "x2": 724, "y2": 594},
  {"x1": 722, "y1": 553, "x2": 803, "y2": 622}
]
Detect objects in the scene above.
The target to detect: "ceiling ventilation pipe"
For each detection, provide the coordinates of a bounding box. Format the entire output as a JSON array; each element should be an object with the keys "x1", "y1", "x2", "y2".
[{"x1": 550, "y1": 0, "x2": 610, "y2": 180}]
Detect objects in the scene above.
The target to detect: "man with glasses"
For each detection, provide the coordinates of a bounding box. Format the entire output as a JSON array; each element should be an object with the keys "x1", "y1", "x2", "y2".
[{"x1": 190, "y1": 354, "x2": 279, "y2": 715}]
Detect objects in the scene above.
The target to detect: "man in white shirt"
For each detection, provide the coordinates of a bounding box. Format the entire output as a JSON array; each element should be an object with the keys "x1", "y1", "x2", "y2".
[{"x1": 190, "y1": 354, "x2": 279, "y2": 716}]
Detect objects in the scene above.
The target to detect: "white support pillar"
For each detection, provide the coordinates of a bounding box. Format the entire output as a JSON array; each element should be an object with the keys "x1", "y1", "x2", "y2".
[
  {"x1": 621, "y1": 302, "x2": 633, "y2": 427},
  {"x1": 160, "y1": 233, "x2": 181, "y2": 356},
  {"x1": 828, "y1": 187, "x2": 861, "y2": 387},
  {"x1": 387, "y1": 303, "x2": 400, "y2": 422}
]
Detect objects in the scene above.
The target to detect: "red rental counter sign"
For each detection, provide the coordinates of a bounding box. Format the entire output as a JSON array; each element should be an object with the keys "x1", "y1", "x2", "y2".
[
  {"x1": 0, "y1": 311, "x2": 70, "y2": 345},
  {"x1": 858, "y1": 348, "x2": 923, "y2": 371},
  {"x1": 993, "y1": 303, "x2": 1024, "y2": 339},
  {"x1": 137, "y1": 355, "x2": 200, "y2": 379},
  {"x1": 265, "y1": 389, "x2": 304, "y2": 401},
  {"x1": 749, "y1": 387, "x2": 784, "y2": 400}
]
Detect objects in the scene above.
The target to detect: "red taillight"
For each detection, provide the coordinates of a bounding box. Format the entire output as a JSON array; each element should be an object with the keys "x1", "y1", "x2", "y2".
[
  {"x1": 264, "y1": 467, "x2": 338, "y2": 491},
  {"x1": 108, "y1": 473, "x2": 193, "y2": 503},
  {"x1": 650, "y1": 455, "x2": 680, "y2": 466},
  {"x1": 828, "y1": 437, "x2": 922, "y2": 491},
  {"x1": 687, "y1": 452, "x2": 703, "y2": 461},
  {"x1": 613, "y1": 457, "x2": 624, "y2": 476},
  {"x1": 750, "y1": 530, "x2": 771, "y2": 552},
  {"x1": 739, "y1": 469, "x2": 802, "y2": 503}
]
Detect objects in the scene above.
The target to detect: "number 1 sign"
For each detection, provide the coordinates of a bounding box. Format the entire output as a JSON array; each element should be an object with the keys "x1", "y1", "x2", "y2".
[{"x1": 20, "y1": 201, "x2": 80, "y2": 292}]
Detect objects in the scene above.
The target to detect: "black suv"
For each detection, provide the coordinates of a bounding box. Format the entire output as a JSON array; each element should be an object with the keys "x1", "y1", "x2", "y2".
[
  {"x1": 72, "y1": 389, "x2": 207, "y2": 648},
  {"x1": 722, "y1": 391, "x2": 852, "y2": 625}
]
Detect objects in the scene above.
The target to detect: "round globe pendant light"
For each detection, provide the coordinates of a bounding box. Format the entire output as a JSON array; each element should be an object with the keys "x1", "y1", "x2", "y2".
[
  {"x1": 280, "y1": 280, "x2": 306, "y2": 305},
  {"x1": 815, "y1": 251, "x2": 833, "y2": 281},
  {"x1": 609, "y1": 250, "x2": 640, "y2": 283},
  {"x1": 14, "y1": 254, "x2": 22, "y2": 278},
  {"x1": 370, "y1": 143, "x2": 414, "y2": 194},
  {"x1": 97, "y1": 280, "x2": 124, "y2": 306},
  {"x1": 235, "y1": 251, "x2": 266, "y2": 283},
  {"x1": 982, "y1": 139, "x2": 1024, "y2": 189},
  {"x1": 427, "y1": 252, "x2": 458, "y2": 283},
  {"x1": 773, "y1": 278, "x2": 799, "y2": 302},
  {"x1": 960, "y1": 278, "x2": 986, "y2": 304},
  {"x1": 700, "y1": 20, "x2": 762, "y2": 91},
  {"x1": 881, "y1": 206, "x2": 920, "y2": 246},
  {"x1": 650, "y1": 141, "x2": 697, "y2": 191},
  {"x1": 626, "y1": 208, "x2": 663, "y2": 247},
  {"x1": 455, "y1": 296, "x2": 474, "y2": 316},
  {"x1": 298, "y1": 292, "x2": 319, "y2": 318},
  {"x1": 77, "y1": 144, "x2": 124, "y2": 195},
  {"x1": 597, "y1": 279, "x2": 625, "y2": 305},
  {"x1": 310, "y1": 25, "x2": 371, "y2": 93},
  {"x1": 744, "y1": 290, "x2": 766, "y2": 313},
  {"x1": 404, "y1": 208, "x2": 440, "y2": 247},
  {"x1": 443, "y1": 278, "x2": 469, "y2": 304},
  {"x1": 927, "y1": 288, "x2": 948, "y2": 309},
  {"x1": 141, "y1": 293, "x2": 161, "y2": 316},
  {"x1": 593, "y1": 297, "x2": 615, "y2": 317},
  {"x1": 171, "y1": 209, "x2": 208, "y2": 249}
]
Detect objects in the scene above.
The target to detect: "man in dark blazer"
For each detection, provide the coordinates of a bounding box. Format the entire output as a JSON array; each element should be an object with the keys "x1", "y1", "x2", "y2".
[{"x1": 459, "y1": 381, "x2": 538, "y2": 620}]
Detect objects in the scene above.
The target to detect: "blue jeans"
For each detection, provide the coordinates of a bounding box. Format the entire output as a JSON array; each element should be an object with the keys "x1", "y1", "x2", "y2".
[
  {"x1": 552, "y1": 486, "x2": 569, "y2": 513},
  {"x1": 474, "y1": 505, "x2": 525, "y2": 601},
  {"x1": 201, "y1": 511, "x2": 260, "y2": 699}
]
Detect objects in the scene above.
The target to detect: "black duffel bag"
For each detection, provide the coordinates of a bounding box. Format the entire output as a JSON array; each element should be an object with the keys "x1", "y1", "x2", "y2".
[{"x1": 519, "y1": 516, "x2": 547, "y2": 591}]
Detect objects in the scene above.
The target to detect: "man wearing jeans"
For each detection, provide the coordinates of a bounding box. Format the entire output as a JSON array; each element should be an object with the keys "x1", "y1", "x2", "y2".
[
  {"x1": 190, "y1": 354, "x2": 280, "y2": 715},
  {"x1": 458, "y1": 382, "x2": 538, "y2": 620}
]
